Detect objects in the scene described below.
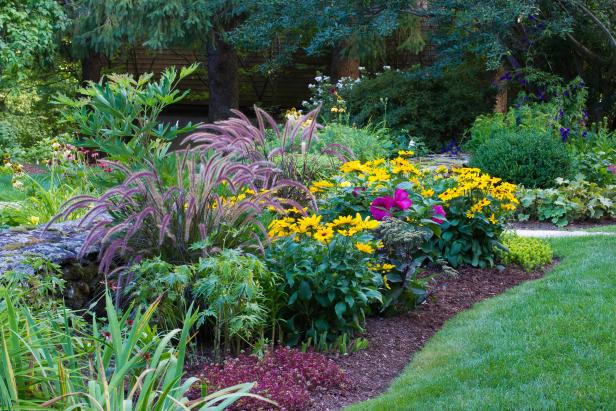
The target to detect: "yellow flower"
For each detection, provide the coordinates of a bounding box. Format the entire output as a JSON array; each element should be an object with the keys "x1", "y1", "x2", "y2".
[
  {"x1": 28, "y1": 216, "x2": 40, "y2": 225},
  {"x1": 376, "y1": 240, "x2": 384, "y2": 249},
  {"x1": 465, "y1": 211, "x2": 475, "y2": 219},
  {"x1": 331, "y1": 214, "x2": 360, "y2": 236},
  {"x1": 367, "y1": 168, "x2": 391, "y2": 183},
  {"x1": 313, "y1": 225, "x2": 334, "y2": 244},
  {"x1": 391, "y1": 157, "x2": 420, "y2": 175},
  {"x1": 340, "y1": 160, "x2": 370, "y2": 174},
  {"x1": 502, "y1": 203, "x2": 517, "y2": 212},
  {"x1": 297, "y1": 214, "x2": 321, "y2": 234},
  {"x1": 488, "y1": 213, "x2": 498, "y2": 224},
  {"x1": 398, "y1": 150, "x2": 415, "y2": 157},
  {"x1": 339, "y1": 181, "x2": 352, "y2": 188},
  {"x1": 244, "y1": 188, "x2": 256, "y2": 196},
  {"x1": 367, "y1": 262, "x2": 395, "y2": 273},
  {"x1": 435, "y1": 165, "x2": 448, "y2": 174},
  {"x1": 383, "y1": 275, "x2": 392, "y2": 290},
  {"x1": 354, "y1": 213, "x2": 380, "y2": 230},
  {"x1": 421, "y1": 188, "x2": 435, "y2": 198},
  {"x1": 310, "y1": 180, "x2": 334, "y2": 193},
  {"x1": 355, "y1": 242, "x2": 375, "y2": 254}
]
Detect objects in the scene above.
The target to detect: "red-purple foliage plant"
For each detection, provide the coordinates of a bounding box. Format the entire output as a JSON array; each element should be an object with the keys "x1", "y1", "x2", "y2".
[
  {"x1": 199, "y1": 347, "x2": 346, "y2": 411},
  {"x1": 50, "y1": 150, "x2": 310, "y2": 274}
]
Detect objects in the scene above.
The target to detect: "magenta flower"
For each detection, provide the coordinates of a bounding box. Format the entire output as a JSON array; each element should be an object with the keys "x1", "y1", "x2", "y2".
[
  {"x1": 394, "y1": 189, "x2": 412, "y2": 210},
  {"x1": 370, "y1": 196, "x2": 395, "y2": 220},
  {"x1": 370, "y1": 189, "x2": 412, "y2": 220},
  {"x1": 432, "y1": 205, "x2": 447, "y2": 224},
  {"x1": 608, "y1": 164, "x2": 616, "y2": 175}
]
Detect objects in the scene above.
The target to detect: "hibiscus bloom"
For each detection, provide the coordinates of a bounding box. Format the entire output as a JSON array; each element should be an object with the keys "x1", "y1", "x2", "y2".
[
  {"x1": 370, "y1": 196, "x2": 395, "y2": 221},
  {"x1": 393, "y1": 189, "x2": 412, "y2": 210},
  {"x1": 370, "y1": 189, "x2": 413, "y2": 220}
]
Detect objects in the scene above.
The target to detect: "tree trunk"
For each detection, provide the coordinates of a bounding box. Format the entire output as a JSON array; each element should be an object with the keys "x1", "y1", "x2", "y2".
[
  {"x1": 331, "y1": 41, "x2": 360, "y2": 80},
  {"x1": 207, "y1": 33, "x2": 239, "y2": 122},
  {"x1": 80, "y1": 53, "x2": 105, "y2": 84},
  {"x1": 493, "y1": 66, "x2": 508, "y2": 113}
]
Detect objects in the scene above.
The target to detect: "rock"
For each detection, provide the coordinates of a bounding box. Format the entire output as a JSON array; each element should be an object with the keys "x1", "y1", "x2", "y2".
[{"x1": 0, "y1": 218, "x2": 104, "y2": 309}]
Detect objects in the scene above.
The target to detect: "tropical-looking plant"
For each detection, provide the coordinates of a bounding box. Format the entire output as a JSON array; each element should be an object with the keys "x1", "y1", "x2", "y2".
[{"x1": 54, "y1": 65, "x2": 199, "y2": 165}]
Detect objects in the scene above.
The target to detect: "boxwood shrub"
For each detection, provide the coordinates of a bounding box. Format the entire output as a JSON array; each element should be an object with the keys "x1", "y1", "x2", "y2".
[{"x1": 470, "y1": 130, "x2": 574, "y2": 188}]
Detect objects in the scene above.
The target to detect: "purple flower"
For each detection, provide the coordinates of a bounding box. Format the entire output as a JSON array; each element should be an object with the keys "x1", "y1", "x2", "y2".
[
  {"x1": 369, "y1": 189, "x2": 413, "y2": 221},
  {"x1": 370, "y1": 196, "x2": 395, "y2": 221},
  {"x1": 608, "y1": 164, "x2": 616, "y2": 175},
  {"x1": 560, "y1": 127, "x2": 570, "y2": 142},
  {"x1": 393, "y1": 189, "x2": 412, "y2": 211},
  {"x1": 432, "y1": 205, "x2": 447, "y2": 224}
]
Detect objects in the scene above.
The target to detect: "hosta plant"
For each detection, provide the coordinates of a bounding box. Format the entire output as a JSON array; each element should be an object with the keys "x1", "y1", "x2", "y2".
[{"x1": 516, "y1": 178, "x2": 615, "y2": 226}]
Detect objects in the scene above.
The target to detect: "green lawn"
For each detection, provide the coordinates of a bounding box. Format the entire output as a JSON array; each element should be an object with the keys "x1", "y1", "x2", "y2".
[
  {"x1": 348, "y1": 235, "x2": 616, "y2": 410},
  {"x1": 585, "y1": 224, "x2": 616, "y2": 233}
]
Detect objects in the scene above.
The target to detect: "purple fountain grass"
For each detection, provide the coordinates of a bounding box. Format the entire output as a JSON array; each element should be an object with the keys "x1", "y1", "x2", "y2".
[
  {"x1": 49, "y1": 150, "x2": 310, "y2": 274},
  {"x1": 183, "y1": 106, "x2": 352, "y2": 185}
]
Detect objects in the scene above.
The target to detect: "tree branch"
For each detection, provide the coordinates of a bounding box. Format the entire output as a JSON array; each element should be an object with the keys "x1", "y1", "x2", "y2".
[{"x1": 567, "y1": 0, "x2": 616, "y2": 48}]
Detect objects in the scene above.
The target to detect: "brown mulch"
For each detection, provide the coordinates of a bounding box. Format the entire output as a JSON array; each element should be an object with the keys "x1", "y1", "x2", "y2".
[{"x1": 307, "y1": 264, "x2": 551, "y2": 410}]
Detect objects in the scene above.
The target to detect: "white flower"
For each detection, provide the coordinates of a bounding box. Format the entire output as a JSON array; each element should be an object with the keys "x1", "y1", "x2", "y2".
[
  {"x1": 308, "y1": 83, "x2": 315, "y2": 89},
  {"x1": 383, "y1": 65, "x2": 391, "y2": 70},
  {"x1": 359, "y1": 66, "x2": 366, "y2": 71},
  {"x1": 315, "y1": 76, "x2": 323, "y2": 82}
]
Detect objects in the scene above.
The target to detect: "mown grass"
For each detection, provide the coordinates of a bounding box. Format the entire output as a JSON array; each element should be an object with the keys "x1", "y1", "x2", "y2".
[
  {"x1": 348, "y1": 235, "x2": 616, "y2": 410},
  {"x1": 585, "y1": 224, "x2": 616, "y2": 233}
]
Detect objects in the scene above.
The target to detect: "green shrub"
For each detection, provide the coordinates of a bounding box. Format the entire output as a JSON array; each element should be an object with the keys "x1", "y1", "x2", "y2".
[
  {"x1": 315, "y1": 123, "x2": 393, "y2": 161},
  {"x1": 129, "y1": 250, "x2": 280, "y2": 362},
  {"x1": 501, "y1": 234, "x2": 553, "y2": 271},
  {"x1": 265, "y1": 228, "x2": 382, "y2": 346},
  {"x1": 344, "y1": 62, "x2": 494, "y2": 149},
  {"x1": 470, "y1": 129, "x2": 574, "y2": 188}
]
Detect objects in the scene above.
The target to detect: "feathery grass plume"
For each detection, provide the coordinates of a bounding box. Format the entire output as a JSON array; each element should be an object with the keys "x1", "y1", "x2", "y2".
[
  {"x1": 49, "y1": 149, "x2": 308, "y2": 274},
  {"x1": 183, "y1": 106, "x2": 353, "y2": 187}
]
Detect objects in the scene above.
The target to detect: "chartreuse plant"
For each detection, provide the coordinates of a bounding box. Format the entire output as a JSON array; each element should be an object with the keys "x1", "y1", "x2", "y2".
[
  {"x1": 0, "y1": 286, "x2": 271, "y2": 410},
  {"x1": 54, "y1": 65, "x2": 199, "y2": 166},
  {"x1": 500, "y1": 234, "x2": 553, "y2": 272}
]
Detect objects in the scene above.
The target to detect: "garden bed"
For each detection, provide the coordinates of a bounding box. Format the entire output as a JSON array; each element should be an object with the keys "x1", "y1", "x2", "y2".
[{"x1": 306, "y1": 263, "x2": 551, "y2": 410}]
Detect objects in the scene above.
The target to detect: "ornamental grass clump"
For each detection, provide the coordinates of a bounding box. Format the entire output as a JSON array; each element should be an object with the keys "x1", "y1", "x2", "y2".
[
  {"x1": 51, "y1": 150, "x2": 309, "y2": 274},
  {"x1": 184, "y1": 106, "x2": 351, "y2": 187}
]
